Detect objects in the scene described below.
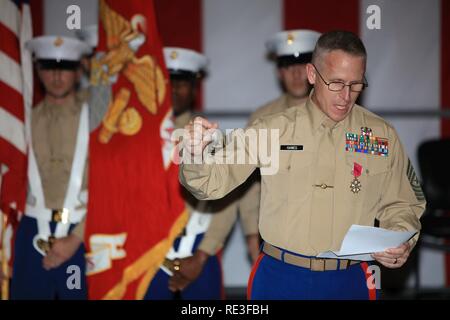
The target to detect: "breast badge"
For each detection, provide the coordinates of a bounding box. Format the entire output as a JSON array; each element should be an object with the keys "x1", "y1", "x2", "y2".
[
  {"x1": 350, "y1": 162, "x2": 363, "y2": 194},
  {"x1": 346, "y1": 127, "x2": 388, "y2": 157}
]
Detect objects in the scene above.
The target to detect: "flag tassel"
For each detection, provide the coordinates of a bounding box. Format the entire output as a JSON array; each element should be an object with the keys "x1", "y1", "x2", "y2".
[{"x1": 1, "y1": 211, "x2": 9, "y2": 300}]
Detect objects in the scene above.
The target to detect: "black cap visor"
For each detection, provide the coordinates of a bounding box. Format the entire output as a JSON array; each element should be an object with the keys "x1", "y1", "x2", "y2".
[
  {"x1": 277, "y1": 52, "x2": 313, "y2": 68},
  {"x1": 37, "y1": 59, "x2": 81, "y2": 70},
  {"x1": 168, "y1": 69, "x2": 201, "y2": 81}
]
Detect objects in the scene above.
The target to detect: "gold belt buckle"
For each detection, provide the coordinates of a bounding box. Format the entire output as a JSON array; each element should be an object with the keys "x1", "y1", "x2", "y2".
[
  {"x1": 52, "y1": 208, "x2": 69, "y2": 224},
  {"x1": 162, "y1": 258, "x2": 181, "y2": 272},
  {"x1": 36, "y1": 236, "x2": 56, "y2": 255},
  {"x1": 163, "y1": 258, "x2": 174, "y2": 271}
]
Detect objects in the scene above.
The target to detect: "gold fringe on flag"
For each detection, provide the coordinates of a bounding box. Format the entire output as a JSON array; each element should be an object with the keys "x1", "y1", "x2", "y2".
[{"x1": 103, "y1": 209, "x2": 189, "y2": 300}]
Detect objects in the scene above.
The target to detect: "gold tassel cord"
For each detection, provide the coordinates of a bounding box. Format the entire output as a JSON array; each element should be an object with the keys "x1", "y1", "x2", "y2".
[{"x1": 1, "y1": 211, "x2": 9, "y2": 300}]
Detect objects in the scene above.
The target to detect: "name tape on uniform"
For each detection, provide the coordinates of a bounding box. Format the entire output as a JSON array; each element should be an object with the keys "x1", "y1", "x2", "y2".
[{"x1": 280, "y1": 145, "x2": 303, "y2": 151}]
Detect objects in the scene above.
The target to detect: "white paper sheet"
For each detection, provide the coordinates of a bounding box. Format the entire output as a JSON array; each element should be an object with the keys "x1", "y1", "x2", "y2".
[{"x1": 317, "y1": 225, "x2": 417, "y2": 261}]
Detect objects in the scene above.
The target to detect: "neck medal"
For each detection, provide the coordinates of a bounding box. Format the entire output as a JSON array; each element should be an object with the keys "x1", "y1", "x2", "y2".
[{"x1": 350, "y1": 162, "x2": 363, "y2": 194}]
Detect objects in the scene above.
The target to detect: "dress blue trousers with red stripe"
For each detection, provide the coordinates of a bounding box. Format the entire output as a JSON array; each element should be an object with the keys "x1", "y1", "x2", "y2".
[
  {"x1": 144, "y1": 233, "x2": 223, "y2": 300},
  {"x1": 10, "y1": 216, "x2": 87, "y2": 300},
  {"x1": 248, "y1": 248, "x2": 379, "y2": 300}
]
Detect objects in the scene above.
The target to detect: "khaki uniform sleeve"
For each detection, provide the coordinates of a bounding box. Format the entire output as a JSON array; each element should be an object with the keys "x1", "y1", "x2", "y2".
[
  {"x1": 237, "y1": 171, "x2": 260, "y2": 236},
  {"x1": 71, "y1": 217, "x2": 86, "y2": 241},
  {"x1": 247, "y1": 111, "x2": 261, "y2": 127},
  {"x1": 179, "y1": 121, "x2": 264, "y2": 200},
  {"x1": 376, "y1": 128, "x2": 426, "y2": 249},
  {"x1": 198, "y1": 201, "x2": 238, "y2": 255}
]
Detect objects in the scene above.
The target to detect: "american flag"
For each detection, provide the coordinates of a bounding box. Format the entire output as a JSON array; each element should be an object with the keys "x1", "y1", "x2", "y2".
[{"x1": 0, "y1": 0, "x2": 33, "y2": 286}]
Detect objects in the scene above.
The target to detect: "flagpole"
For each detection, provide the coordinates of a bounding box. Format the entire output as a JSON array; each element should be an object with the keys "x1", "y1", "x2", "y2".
[{"x1": 1, "y1": 210, "x2": 9, "y2": 300}]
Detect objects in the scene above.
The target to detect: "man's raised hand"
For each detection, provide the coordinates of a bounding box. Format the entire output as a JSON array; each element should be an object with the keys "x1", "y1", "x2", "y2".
[{"x1": 183, "y1": 116, "x2": 219, "y2": 157}]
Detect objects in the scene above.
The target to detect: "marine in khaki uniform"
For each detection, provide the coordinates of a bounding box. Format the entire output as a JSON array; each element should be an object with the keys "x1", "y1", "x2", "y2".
[
  {"x1": 145, "y1": 47, "x2": 257, "y2": 299},
  {"x1": 236, "y1": 30, "x2": 322, "y2": 259},
  {"x1": 249, "y1": 29, "x2": 322, "y2": 124},
  {"x1": 11, "y1": 36, "x2": 91, "y2": 299},
  {"x1": 179, "y1": 31, "x2": 425, "y2": 300}
]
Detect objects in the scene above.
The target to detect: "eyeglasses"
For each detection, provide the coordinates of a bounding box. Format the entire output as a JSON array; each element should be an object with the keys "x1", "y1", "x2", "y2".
[{"x1": 312, "y1": 64, "x2": 368, "y2": 92}]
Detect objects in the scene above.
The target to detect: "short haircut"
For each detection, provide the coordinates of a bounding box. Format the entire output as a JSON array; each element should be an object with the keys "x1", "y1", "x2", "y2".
[{"x1": 312, "y1": 30, "x2": 367, "y2": 65}]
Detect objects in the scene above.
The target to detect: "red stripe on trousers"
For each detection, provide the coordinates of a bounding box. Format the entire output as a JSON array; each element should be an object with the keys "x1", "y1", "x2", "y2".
[
  {"x1": 283, "y1": 0, "x2": 360, "y2": 35},
  {"x1": 0, "y1": 23, "x2": 21, "y2": 63},
  {"x1": 247, "y1": 253, "x2": 265, "y2": 300},
  {"x1": 360, "y1": 262, "x2": 377, "y2": 300},
  {"x1": 216, "y1": 249, "x2": 226, "y2": 300},
  {"x1": 154, "y1": 0, "x2": 204, "y2": 111}
]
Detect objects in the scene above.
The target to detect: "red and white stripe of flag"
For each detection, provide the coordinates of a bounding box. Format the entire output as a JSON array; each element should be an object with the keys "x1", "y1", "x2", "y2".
[{"x1": 0, "y1": 0, "x2": 32, "y2": 270}]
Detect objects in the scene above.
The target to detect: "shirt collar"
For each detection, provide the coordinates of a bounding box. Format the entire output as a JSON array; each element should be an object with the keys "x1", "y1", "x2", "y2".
[
  {"x1": 284, "y1": 93, "x2": 307, "y2": 109},
  {"x1": 305, "y1": 89, "x2": 352, "y2": 131},
  {"x1": 42, "y1": 95, "x2": 81, "y2": 118}
]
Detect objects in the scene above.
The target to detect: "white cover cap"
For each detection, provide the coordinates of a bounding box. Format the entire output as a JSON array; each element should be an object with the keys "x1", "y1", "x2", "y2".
[
  {"x1": 26, "y1": 35, "x2": 92, "y2": 61},
  {"x1": 266, "y1": 29, "x2": 321, "y2": 57},
  {"x1": 163, "y1": 47, "x2": 208, "y2": 74}
]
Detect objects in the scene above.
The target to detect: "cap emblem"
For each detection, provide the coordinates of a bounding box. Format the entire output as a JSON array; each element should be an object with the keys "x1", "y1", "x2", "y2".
[
  {"x1": 53, "y1": 37, "x2": 64, "y2": 47},
  {"x1": 286, "y1": 33, "x2": 295, "y2": 45},
  {"x1": 170, "y1": 50, "x2": 178, "y2": 60}
]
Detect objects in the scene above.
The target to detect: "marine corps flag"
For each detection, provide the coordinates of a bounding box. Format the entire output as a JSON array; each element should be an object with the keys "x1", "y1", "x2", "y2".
[{"x1": 85, "y1": 0, "x2": 187, "y2": 299}]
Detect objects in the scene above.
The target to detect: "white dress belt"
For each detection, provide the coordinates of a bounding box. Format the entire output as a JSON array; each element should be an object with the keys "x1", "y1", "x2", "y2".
[{"x1": 25, "y1": 102, "x2": 89, "y2": 254}]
